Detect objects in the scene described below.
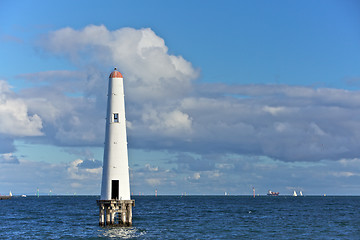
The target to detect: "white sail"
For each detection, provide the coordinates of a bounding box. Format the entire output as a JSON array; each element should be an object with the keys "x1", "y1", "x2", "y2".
[
  {"x1": 293, "y1": 190, "x2": 297, "y2": 196},
  {"x1": 299, "y1": 191, "x2": 303, "y2": 196}
]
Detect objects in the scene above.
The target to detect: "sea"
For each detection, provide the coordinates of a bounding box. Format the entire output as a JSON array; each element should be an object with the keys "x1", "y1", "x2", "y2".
[{"x1": 1, "y1": 195, "x2": 359, "y2": 239}]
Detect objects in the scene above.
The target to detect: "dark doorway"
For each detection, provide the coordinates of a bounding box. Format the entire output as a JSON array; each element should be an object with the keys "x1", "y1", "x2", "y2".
[{"x1": 111, "y1": 180, "x2": 119, "y2": 200}]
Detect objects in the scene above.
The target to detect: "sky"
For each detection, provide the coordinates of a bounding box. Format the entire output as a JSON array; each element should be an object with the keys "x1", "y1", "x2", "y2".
[{"x1": 0, "y1": 0, "x2": 360, "y2": 196}]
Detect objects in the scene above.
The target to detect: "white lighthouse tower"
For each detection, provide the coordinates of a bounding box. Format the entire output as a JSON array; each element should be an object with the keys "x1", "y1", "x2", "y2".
[
  {"x1": 97, "y1": 68, "x2": 134, "y2": 226},
  {"x1": 101, "y1": 68, "x2": 130, "y2": 201}
]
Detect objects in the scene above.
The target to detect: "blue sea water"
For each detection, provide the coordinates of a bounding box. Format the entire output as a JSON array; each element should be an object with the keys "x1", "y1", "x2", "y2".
[{"x1": 1, "y1": 195, "x2": 360, "y2": 239}]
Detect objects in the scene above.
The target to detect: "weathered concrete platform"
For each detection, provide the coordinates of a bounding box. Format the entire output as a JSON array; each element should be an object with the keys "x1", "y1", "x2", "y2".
[
  {"x1": 97, "y1": 199, "x2": 135, "y2": 227},
  {"x1": 0, "y1": 196, "x2": 11, "y2": 200}
]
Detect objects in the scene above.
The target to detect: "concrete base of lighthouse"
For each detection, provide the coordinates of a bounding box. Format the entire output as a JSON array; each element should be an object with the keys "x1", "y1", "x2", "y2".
[{"x1": 97, "y1": 200, "x2": 135, "y2": 226}]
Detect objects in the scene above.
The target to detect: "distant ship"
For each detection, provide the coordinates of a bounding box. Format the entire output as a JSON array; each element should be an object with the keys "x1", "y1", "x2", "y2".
[
  {"x1": 299, "y1": 191, "x2": 303, "y2": 196},
  {"x1": 267, "y1": 190, "x2": 279, "y2": 196},
  {"x1": 293, "y1": 190, "x2": 297, "y2": 197}
]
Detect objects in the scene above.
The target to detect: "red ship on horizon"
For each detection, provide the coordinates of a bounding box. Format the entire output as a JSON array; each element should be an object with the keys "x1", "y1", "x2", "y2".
[{"x1": 267, "y1": 190, "x2": 279, "y2": 196}]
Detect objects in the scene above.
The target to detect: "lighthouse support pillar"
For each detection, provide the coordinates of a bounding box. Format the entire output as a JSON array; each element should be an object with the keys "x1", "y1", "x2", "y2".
[
  {"x1": 97, "y1": 200, "x2": 135, "y2": 227},
  {"x1": 99, "y1": 205, "x2": 105, "y2": 226}
]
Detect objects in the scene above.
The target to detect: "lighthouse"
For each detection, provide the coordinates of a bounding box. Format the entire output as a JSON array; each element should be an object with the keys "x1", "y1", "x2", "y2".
[
  {"x1": 101, "y1": 68, "x2": 130, "y2": 201},
  {"x1": 97, "y1": 68, "x2": 134, "y2": 226}
]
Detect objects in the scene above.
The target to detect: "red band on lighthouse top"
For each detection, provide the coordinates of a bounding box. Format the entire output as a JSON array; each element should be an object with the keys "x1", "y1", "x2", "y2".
[{"x1": 109, "y1": 67, "x2": 123, "y2": 78}]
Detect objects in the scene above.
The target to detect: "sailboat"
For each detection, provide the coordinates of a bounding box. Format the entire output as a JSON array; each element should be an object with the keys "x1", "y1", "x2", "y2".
[
  {"x1": 293, "y1": 190, "x2": 297, "y2": 197},
  {"x1": 299, "y1": 191, "x2": 303, "y2": 196}
]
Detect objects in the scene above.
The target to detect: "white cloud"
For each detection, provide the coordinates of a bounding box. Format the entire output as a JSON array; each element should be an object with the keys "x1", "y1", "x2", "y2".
[
  {"x1": 193, "y1": 172, "x2": 200, "y2": 180},
  {"x1": 145, "y1": 178, "x2": 161, "y2": 186},
  {"x1": 15, "y1": 25, "x2": 200, "y2": 148},
  {"x1": 263, "y1": 106, "x2": 287, "y2": 116},
  {"x1": 11, "y1": 25, "x2": 360, "y2": 165},
  {"x1": 40, "y1": 25, "x2": 199, "y2": 103},
  {"x1": 3, "y1": 24, "x2": 360, "y2": 195},
  {"x1": 145, "y1": 164, "x2": 159, "y2": 172},
  {"x1": 0, "y1": 153, "x2": 19, "y2": 164},
  {"x1": 67, "y1": 159, "x2": 85, "y2": 180},
  {"x1": 339, "y1": 158, "x2": 360, "y2": 166},
  {"x1": 142, "y1": 109, "x2": 192, "y2": 136},
  {"x1": 67, "y1": 159, "x2": 102, "y2": 180},
  {"x1": 274, "y1": 122, "x2": 289, "y2": 133},
  {"x1": 0, "y1": 80, "x2": 43, "y2": 137},
  {"x1": 330, "y1": 171, "x2": 357, "y2": 177},
  {"x1": 176, "y1": 84, "x2": 360, "y2": 162}
]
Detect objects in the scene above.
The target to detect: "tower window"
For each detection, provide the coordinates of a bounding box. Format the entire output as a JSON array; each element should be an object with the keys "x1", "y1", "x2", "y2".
[{"x1": 113, "y1": 113, "x2": 119, "y2": 123}]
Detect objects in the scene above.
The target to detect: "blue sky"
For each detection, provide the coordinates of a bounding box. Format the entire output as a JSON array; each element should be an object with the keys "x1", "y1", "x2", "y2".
[{"x1": 1, "y1": 0, "x2": 360, "y2": 196}]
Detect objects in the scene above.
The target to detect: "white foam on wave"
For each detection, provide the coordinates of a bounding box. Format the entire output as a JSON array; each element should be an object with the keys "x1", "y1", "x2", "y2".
[{"x1": 99, "y1": 227, "x2": 146, "y2": 239}]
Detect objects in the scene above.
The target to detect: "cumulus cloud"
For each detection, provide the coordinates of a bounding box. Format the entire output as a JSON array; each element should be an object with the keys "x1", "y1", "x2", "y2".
[
  {"x1": 0, "y1": 80, "x2": 43, "y2": 156},
  {"x1": 172, "y1": 84, "x2": 360, "y2": 162},
  {"x1": 12, "y1": 25, "x2": 199, "y2": 148},
  {"x1": 142, "y1": 109, "x2": 192, "y2": 136},
  {"x1": 18, "y1": 72, "x2": 106, "y2": 146},
  {"x1": 39, "y1": 25, "x2": 199, "y2": 103},
  {"x1": 13, "y1": 25, "x2": 360, "y2": 165},
  {"x1": 0, "y1": 80, "x2": 43, "y2": 137},
  {"x1": 3, "y1": 24, "x2": 360, "y2": 195},
  {"x1": 78, "y1": 159, "x2": 102, "y2": 169},
  {"x1": 67, "y1": 159, "x2": 102, "y2": 180}
]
